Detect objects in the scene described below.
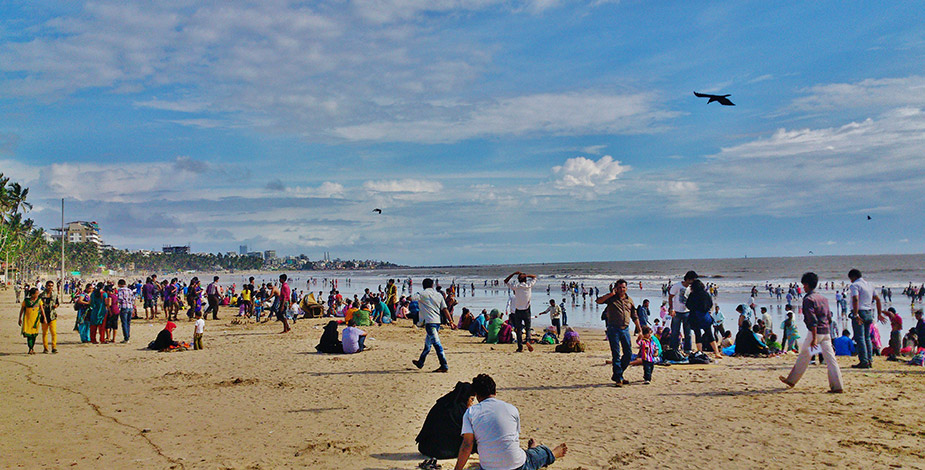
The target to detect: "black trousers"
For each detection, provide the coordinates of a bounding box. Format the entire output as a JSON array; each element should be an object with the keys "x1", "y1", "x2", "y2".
[
  {"x1": 205, "y1": 295, "x2": 220, "y2": 319},
  {"x1": 511, "y1": 308, "x2": 532, "y2": 350}
]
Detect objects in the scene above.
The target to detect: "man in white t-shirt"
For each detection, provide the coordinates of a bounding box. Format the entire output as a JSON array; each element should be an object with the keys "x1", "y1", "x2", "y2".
[
  {"x1": 667, "y1": 271, "x2": 696, "y2": 352},
  {"x1": 341, "y1": 319, "x2": 367, "y2": 354},
  {"x1": 454, "y1": 374, "x2": 567, "y2": 470},
  {"x1": 412, "y1": 278, "x2": 450, "y2": 372},
  {"x1": 848, "y1": 268, "x2": 882, "y2": 369},
  {"x1": 504, "y1": 271, "x2": 537, "y2": 352}
]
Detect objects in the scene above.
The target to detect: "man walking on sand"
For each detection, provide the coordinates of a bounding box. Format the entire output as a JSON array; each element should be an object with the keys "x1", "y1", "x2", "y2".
[
  {"x1": 454, "y1": 374, "x2": 567, "y2": 470},
  {"x1": 597, "y1": 279, "x2": 641, "y2": 386},
  {"x1": 504, "y1": 271, "x2": 537, "y2": 352},
  {"x1": 780, "y1": 272, "x2": 843, "y2": 392},
  {"x1": 412, "y1": 278, "x2": 450, "y2": 373},
  {"x1": 205, "y1": 276, "x2": 221, "y2": 320}
]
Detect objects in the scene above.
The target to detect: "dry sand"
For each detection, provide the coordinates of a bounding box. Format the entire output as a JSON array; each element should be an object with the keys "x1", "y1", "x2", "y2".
[{"x1": 2, "y1": 289, "x2": 924, "y2": 470}]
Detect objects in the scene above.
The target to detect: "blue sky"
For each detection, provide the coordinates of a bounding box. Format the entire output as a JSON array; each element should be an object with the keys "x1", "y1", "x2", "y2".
[{"x1": 1, "y1": 1, "x2": 924, "y2": 265}]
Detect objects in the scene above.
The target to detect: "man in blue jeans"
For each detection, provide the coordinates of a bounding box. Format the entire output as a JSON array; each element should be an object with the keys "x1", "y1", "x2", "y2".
[
  {"x1": 116, "y1": 279, "x2": 136, "y2": 343},
  {"x1": 596, "y1": 279, "x2": 641, "y2": 387},
  {"x1": 667, "y1": 271, "x2": 697, "y2": 352},
  {"x1": 454, "y1": 374, "x2": 567, "y2": 470},
  {"x1": 412, "y1": 278, "x2": 450, "y2": 373},
  {"x1": 848, "y1": 268, "x2": 883, "y2": 369}
]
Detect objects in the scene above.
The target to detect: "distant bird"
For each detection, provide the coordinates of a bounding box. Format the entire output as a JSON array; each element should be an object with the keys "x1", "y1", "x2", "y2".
[
  {"x1": 809, "y1": 251, "x2": 814, "y2": 254},
  {"x1": 372, "y1": 208, "x2": 382, "y2": 214},
  {"x1": 867, "y1": 215, "x2": 872, "y2": 220},
  {"x1": 693, "y1": 91, "x2": 735, "y2": 106}
]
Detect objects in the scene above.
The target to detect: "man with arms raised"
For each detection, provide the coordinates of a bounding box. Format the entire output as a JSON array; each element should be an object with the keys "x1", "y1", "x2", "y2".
[
  {"x1": 504, "y1": 271, "x2": 537, "y2": 352},
  {"x1": 596, "y1": 279, "x2": 641, "y2": 386},
  {"x1": 455, "y1": 374, "x2": 566, "y2": 470}
]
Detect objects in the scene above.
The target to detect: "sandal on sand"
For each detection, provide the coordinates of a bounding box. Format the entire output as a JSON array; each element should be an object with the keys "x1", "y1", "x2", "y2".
[{"x1": 418, "y1": 458, "x2": 441, "y2": 469}]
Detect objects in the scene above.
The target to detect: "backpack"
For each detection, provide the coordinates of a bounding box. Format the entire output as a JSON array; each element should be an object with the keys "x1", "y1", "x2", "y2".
[
  {"x1": 688, "y1": 351, "x2": 712, "y2": 365},
  {"x1": 663, "y1": 349, "x2": 687, "y2": 362},
  {"x1": 498, "y1": 323, "x2": 514, "y2": 344},
  {"x1": 416, "y1": 382, "x2": 477, "y2": 459}
]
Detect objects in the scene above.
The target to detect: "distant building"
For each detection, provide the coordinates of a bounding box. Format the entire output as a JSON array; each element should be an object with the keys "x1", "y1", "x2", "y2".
[
  {"x1": 239, "y1": 245, "x2": 248, "y2": 255},
  {"x1": 246, "y1": 251, "x2": 264, "y2": 259},
  {"x1": 264, "y1": 250, "x2": 277, "y2": 259},
  {"x1": 162, "y1": 245, "x2": 191, "y2": 254},
  {"x1": 52, "y1": 221, "x2": 103, "y2": 246}
]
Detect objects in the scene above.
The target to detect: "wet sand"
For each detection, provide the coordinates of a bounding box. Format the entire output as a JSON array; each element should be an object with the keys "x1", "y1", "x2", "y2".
[{"x1": 2, "y1": 290, "x2": 924, "y2": 469}]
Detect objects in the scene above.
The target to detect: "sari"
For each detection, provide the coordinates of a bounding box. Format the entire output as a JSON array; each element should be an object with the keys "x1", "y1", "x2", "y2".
[{"x1": 21, "y1": 298, "x2": 42, "y2": 339}]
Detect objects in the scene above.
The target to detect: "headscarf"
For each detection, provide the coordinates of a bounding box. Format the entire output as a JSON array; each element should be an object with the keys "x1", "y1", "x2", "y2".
[
  {"x1": 166, "y1": 321, "x2": 177, "y2": 332},
  {"x1": 489, "y1": 308, "x2": 500, "y2": 319}
]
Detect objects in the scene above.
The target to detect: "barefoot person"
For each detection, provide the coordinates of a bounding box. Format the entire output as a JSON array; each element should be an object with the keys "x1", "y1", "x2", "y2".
[
  {"x1": 454, "y1": 374, "x2": 567, "y2": 470},
  {"x1": 504, "y1": 271, "x2": 537, "y2": 352},
  {"x1": 780, "y1": 272, "x2": 843, "y2": 393}
]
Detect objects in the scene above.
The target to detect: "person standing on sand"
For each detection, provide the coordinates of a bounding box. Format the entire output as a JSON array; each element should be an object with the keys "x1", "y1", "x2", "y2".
[
  {"x1": 412, "y1": 278, "x2": 450, "y2": 373},
  {"x1": 39, "y1": 281, "x2": 59, "y2": 354},
  {"x1": 386, "y1": 279, "x2": 398, "y2": 322},
  {"x1": 19, "y1": 287, "x2": 42, "y2": 354},
  {"x1": 454, "y1": 374, "x2": 567, "y2": 470},
  {"x1": 848, "y1": 269, "x2": 883, "y2": 369},
  {"x1": 504, "y1": 271, "x2": 537, "y2": 353},
  {"x1": 667, "y1": 272, "x2": 695, "y2": 353},
  {"x1": 597, "y1": 279, "x2": 641, "y2": 386},
  {"x1": 142, "y1": 277, "x2": 156, "y2": 320},
  {"x1": 204, "y1": 276, "x2": 221, "y2": 320},
  {"x1": 271, "y1": 274, "x2": 292, "y2": 333},
  {"x1": 780, "y1": 272, "x2": 843, "y2": 393}
]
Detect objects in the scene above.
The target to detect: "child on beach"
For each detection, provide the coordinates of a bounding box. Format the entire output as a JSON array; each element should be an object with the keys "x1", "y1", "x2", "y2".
[
  {"x1": 193, "y1": 312, "x2": 205, "y2": 350},
  {"x1": 637, "y1": 326, "x2": 657, "y2": 384}
]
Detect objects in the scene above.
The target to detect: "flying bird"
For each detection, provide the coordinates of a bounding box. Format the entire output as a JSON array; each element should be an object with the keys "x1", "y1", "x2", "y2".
[
  {"x1": 372, "y1": 208, "x2": 382, "y2": 214},
  {"x1": 693, "y1": 91, "x2": 735, "y2": 106},
  {"x1": 867, "y1": 215, "x2": 872, "y2": 220}
]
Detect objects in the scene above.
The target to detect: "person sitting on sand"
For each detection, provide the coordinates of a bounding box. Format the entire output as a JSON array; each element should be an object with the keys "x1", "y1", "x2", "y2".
[
  {"x1": 555, "y1": 327, "x2": 585, "y2": 353},
  {"x1": 353, "y1": 303, "x2": 373, "y2": 327},
  {"x1": 342, "y1": 319, "x2": 367, "y2": 354},
  {"x1": 469, "y1": 310, "x2": 488, "y2": 337},
  {"x1": 733, "y1": 320, "x2": 769, "y2": 356},
  {"x1": 832, "y1": 329, "x2": 855, "y2": 356},
  {"x1": 148, "y1": 322, "x2": 180, "y2": 350},
  {"x1": 719, "y1": 330, "x2": 734, "y2": 349},
  {"x1": 485, "y1": 309, "x2": 504, "y2": 344},
  {"x1": 316, "y1": 321, "x2": 343, "y2": 354},
  {"x1": 454, "y1": 374, "x2": 567, "y2": 470},
  {"x1": 457, "y1": 308, "x2": 475, "y2": 331}
]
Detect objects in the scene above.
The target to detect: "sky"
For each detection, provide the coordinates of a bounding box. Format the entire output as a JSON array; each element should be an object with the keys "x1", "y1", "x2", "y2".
[{"x1": 1, "y1": 1, "x2": 924, "y2": 266}]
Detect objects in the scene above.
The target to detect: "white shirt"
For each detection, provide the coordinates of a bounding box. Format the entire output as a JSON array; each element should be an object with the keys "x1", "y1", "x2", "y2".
[
  {"x1": 414, "y1": 288, "x2": 447, "y2": 325},
  {"x1": 507, "y1": 278, "x2": 536, "y2": 311},
  {"x1": 342, "y1": 326, "x2": 364, "y2": 354},
  {"x1": 668, "y1": 282, "x2": 688, "y2": 313},
  {"x1": 194, "y1": 318, "x2": 205, "y2": 334},
  {"x1": 849, "y1": 277, "x2": 874, "y2": 311},
  {"x1": 461, "y1": 398, "x2": 526, "y2": 470}
]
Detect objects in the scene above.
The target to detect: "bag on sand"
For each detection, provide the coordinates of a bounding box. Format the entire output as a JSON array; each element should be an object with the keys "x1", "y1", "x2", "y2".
[
  {"x1": 663, "y1": 349, "x2": 687, "y2": 362},
  {"x1": 688, "y1": 351, "x2": 712, "y2": 365},
  {"x1": 416, "y1": 382, "x2": 477, "y2": 459}
]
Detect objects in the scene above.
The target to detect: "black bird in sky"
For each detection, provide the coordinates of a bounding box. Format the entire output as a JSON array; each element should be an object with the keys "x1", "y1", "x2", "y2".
[
  {"x1": 867, "y1": 215, "x2": 872, "y2": 220},
  {"x1": 373, "y1": 208, "x2": 382, "y2": 214},
  {"x1": 693, "y1": 91, "x2": 735, "y2": 106}
]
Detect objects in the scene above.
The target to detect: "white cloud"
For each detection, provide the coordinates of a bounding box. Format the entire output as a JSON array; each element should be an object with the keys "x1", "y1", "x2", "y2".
[
  {"x1": 580, "y1": 144, "x2": 607, "y2": 155},
  {"x1": 289, "y1": 181, "x2": 346, "y2": 198},
  {"x1": 364, "y1": 179, "x2": 443, "y2": 193},
  {"x1": 792, "y1": 76, "x2": 925, "y2": 112},
  {"x1": 335, "y1": 92, "x2": 678, "y2": 143},
  {"x1": 552, "y1": 155, "x2": 629, "y2": 197}
]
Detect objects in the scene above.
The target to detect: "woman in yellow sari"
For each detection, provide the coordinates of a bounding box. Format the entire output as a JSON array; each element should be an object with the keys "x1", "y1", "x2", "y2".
[{"x1": 18, "y1": 287, "x2": 42, "y2": 355}]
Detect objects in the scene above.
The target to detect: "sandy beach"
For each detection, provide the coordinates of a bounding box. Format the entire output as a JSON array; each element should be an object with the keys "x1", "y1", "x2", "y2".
[{"x1": 2, "y1": 289, "x2": 924, "y2": 470}]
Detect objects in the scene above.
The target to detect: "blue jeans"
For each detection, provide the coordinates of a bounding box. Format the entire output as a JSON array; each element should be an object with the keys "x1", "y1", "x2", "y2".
[
  {"x1": 419, "y1": 324, "x2": 448, "y2": 369},
  {"x1": 516, "y1": 445, "x2": 556, "y2": 470},
  {"x1": 852, "y1": 310, "x2": 874, "y2": 364},
  {"x1": 120, "y1": 308, "x2": 132, "y2": 341},
  {"x1": 669, "y1": 312, "x2": 691, "y2": 352},
  {"x1": 605, "y1": 325, "x2": 632, "y2": 382}
]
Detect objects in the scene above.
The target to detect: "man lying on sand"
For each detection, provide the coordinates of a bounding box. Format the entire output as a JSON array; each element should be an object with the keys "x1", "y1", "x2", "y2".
[{"x1": 454, "y1": 374, "x2": 567, "y2": 470}]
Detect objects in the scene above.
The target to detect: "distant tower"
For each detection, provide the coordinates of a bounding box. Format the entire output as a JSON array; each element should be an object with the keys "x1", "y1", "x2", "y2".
[{"x1": 239, "y1": 244, "x2": 247, "y2": 255}]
